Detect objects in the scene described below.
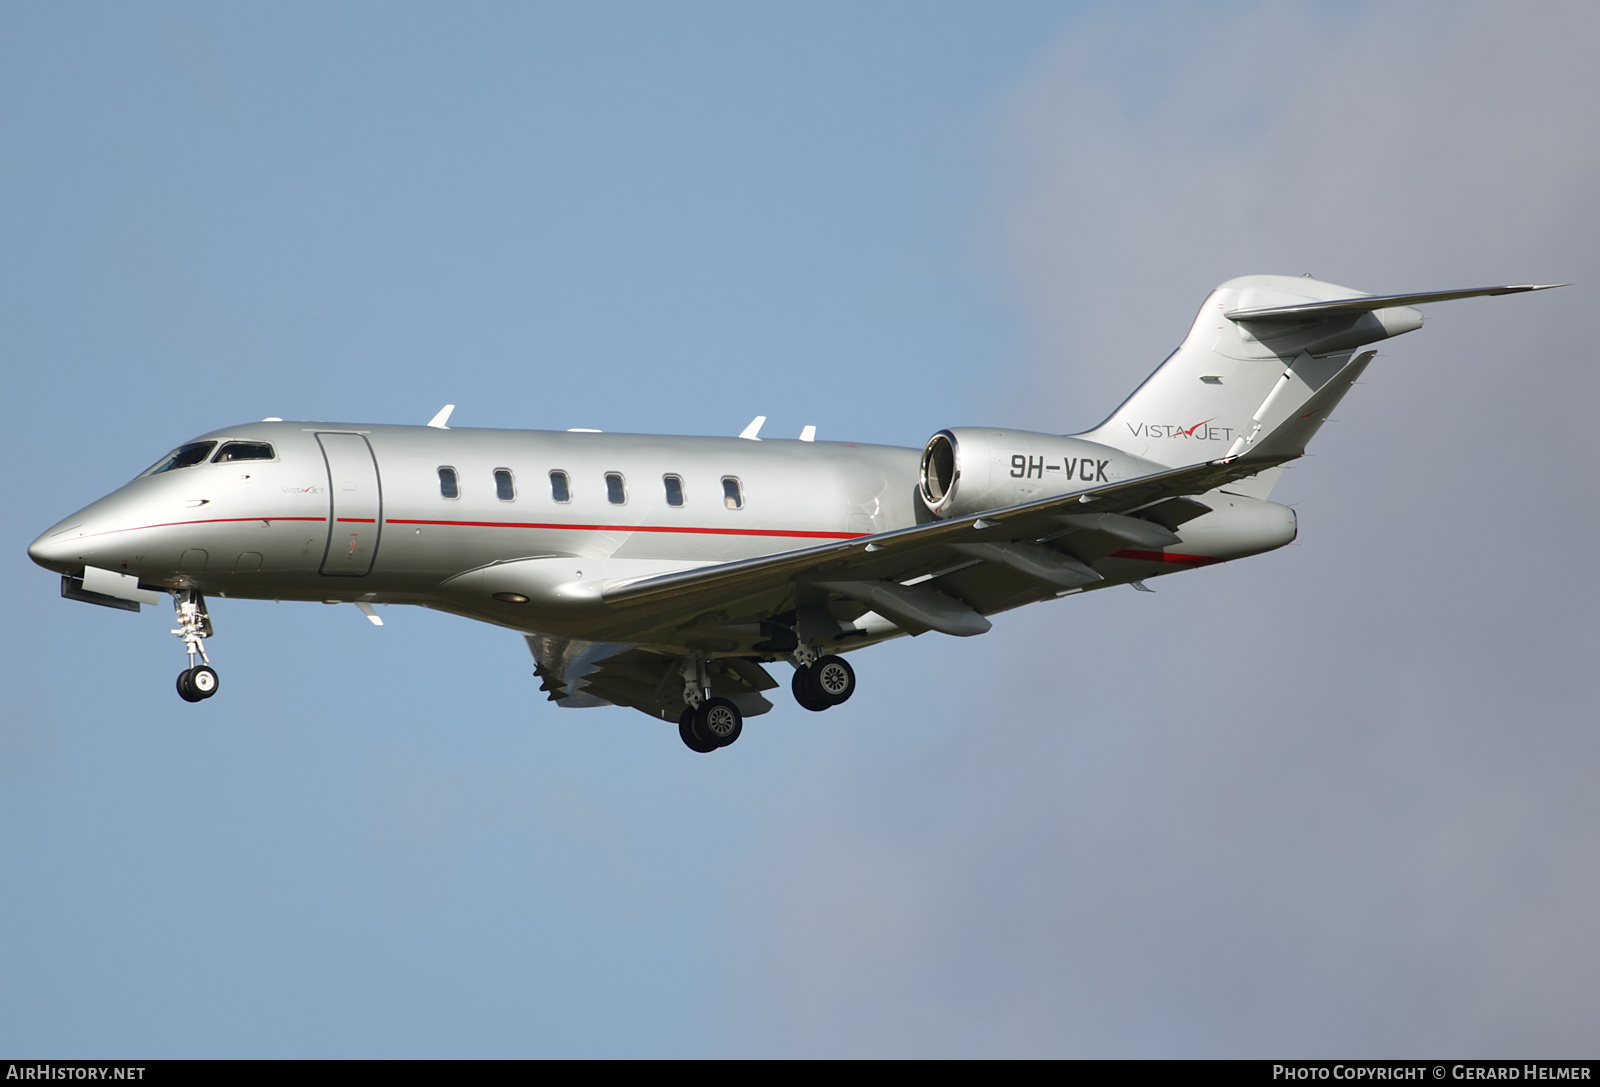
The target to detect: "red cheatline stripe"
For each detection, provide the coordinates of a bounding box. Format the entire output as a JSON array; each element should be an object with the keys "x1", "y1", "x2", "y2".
[
  {"x1": 76, "y1": 515, "x2": 327, "y2": 540},
  {"x1": 1110, "y1": 547, "x2": 1221, "y2": 566},
  {"x1": 386, "y1": 517, "x2": 865, "y2": 540},
  {"x1": 67, "y1": 518, "x2": 1219, "y2": 556},
  {"x1": 66, "y1": 516, "x2": 1223, "y2": 563}
]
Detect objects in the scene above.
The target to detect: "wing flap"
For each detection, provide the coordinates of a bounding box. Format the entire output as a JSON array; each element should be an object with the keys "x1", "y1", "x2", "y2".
[
  {"x1": 815, "y1": 579, "x2": 991, "y2": 637},
  {"x1": 946, "y1": 541, "x2": 1102, "y2": 590}
]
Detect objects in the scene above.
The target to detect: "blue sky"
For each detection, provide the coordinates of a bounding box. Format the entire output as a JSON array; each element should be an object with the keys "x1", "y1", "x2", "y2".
[{"x1": 5, "y1": 1, "x2": 1598, "y2": 1057}]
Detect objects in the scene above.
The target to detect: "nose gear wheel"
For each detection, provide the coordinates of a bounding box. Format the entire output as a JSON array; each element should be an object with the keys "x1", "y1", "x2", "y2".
[{"x1": 177, "y1": 665, "x2": 220, "y2": 702}]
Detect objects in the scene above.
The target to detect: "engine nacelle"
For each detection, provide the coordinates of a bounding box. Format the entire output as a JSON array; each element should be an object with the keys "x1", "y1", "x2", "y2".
[{"x1": 918, "y1": 427, "x2": 1163, "y2": 518}]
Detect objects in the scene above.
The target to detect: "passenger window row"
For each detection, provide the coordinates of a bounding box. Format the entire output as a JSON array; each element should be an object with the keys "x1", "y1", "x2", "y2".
[{"x1": 437, "y1": 468, "x2": 743, "y2": 509}]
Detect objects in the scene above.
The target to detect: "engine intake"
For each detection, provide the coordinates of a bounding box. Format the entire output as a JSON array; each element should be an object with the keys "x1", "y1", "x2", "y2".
[{"x1": 919, "y1": 431, "x2": 959, "y2": 512}]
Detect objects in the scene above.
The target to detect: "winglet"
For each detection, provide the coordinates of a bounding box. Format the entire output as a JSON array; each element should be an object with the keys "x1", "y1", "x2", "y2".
[
  {"x1": 427, "y1": 404, "x2": 455, "y2": 429},
  {"x1": 739, "y1": 416, "x2": 766, "y2": 441}
]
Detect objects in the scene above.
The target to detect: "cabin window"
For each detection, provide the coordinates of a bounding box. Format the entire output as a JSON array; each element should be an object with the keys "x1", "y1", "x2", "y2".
[
  {"x1": 438, "y1": 467, "x2": 459, "y2": 499},
  {"x1": 212, "y1": 441, "x2": 275, "y2": 463},
  {"x1": 605, "y1": 472, "x2": 627, "y2": 505},
  {"x1": 722, "y1": 476, "x2": 743, "y2": 510},
  {"x1": 141, "y1": 442, "x2": 217, "y2": 476},
  {"x1": 663, "y1": 475, "x2": 685, "y2": 507},
  {"x1": 494, "y1": 469, "x2": 515, "y2": 501},
  {"x1": 549, "y1": 470, "x2": 571, "y2": 503}
]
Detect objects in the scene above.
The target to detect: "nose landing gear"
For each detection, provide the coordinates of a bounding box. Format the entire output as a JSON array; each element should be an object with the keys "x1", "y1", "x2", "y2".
[
  {"x1": 171, "y1": 590, "x2": 219, "y2": 702},
  {"x1": 177, "y1": 664, "x2": 219, "y2": 702}
]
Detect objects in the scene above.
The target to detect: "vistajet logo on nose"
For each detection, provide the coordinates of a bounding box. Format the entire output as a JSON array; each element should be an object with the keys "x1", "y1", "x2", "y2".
[{"x1": 1127, "y1": 418, "x2": 1235, "y2": 441}]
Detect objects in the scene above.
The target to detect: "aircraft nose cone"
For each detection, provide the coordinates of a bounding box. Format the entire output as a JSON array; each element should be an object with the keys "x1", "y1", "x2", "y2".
[{"x1": 28, "y1": 523, "x2": 84, "y2": 573}]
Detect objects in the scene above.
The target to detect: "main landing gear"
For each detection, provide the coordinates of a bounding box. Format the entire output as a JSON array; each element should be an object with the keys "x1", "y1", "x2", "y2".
[
  {"x1": 678, "y1": 699, "x2": 743, "y2": 753},
  {"x1": 674, "y1": 649, "x2": 859, "y2": 752},
  {"x1": 171, "y1": 589, "x2": 220, "y2": 703},
  {"x1": 677, "y1": 656, "x2": 744, "y2": 753},
  {"x1": 792, "y1": 653, "x2": 855, "y2": 712}
]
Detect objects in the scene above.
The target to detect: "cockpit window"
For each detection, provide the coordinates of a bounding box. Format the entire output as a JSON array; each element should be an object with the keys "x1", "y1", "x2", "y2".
[
  {"x1": 212, "y1": 441, "x2": 275, "y2": 463},
  {"x1": 141, "y1": 442, "x2": 217, "y2": 476}
]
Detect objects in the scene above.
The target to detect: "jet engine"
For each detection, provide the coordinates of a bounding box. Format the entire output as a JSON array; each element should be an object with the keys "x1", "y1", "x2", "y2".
[{"x1": 918, "y1": 427, "x2": 1160, "y2": 519}]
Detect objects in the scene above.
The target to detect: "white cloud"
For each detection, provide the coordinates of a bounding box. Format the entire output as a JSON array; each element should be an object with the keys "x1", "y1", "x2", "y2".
[{"x1": 724, "y1": 0, "x2": 1600, "y2": 1055}]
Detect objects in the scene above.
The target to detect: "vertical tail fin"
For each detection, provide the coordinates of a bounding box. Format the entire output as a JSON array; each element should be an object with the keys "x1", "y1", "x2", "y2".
[{"x1": 1078, "y1": 275, "x2": 1558, "y2": 496}]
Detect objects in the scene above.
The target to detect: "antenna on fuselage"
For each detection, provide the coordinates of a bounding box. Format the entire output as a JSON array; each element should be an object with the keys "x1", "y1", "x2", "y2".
[
  {"x1": 799, "y1": 425, "x2": 816, "y2": 442},
  {"x1": 427, "y1": 404, "x2": 455, "y2": 429},
  {"x1": 739, "y1": 416, "x2": 766, "y2": 441}
]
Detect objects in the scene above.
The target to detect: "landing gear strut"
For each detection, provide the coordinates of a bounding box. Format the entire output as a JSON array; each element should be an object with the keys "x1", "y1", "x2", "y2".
[
  {"x1": 792, "y1": 654, "x2": 855, "y2": 712},
  {"x1": 171, "y1": 589, "x2": 219, "y2": 703}
]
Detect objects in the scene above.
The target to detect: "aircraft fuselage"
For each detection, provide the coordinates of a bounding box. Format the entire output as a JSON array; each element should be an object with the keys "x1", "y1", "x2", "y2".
[{"x1": 27, "y1": 420, "x2": 1293, "y2": 646}]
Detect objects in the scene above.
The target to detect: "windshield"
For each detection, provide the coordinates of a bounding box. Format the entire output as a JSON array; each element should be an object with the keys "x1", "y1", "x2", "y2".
[
  {"x1": 139, "y1": 442, "x2": 217, "y2": 476},
  {"x1": 212, "y1": 441, "x2": 275, "y2": 463}
]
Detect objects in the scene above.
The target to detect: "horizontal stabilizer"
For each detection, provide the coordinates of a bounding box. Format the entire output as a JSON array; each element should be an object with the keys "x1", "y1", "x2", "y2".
[{"x1": 1226, "y1": 283, "x2": 1565, "y2": 323}]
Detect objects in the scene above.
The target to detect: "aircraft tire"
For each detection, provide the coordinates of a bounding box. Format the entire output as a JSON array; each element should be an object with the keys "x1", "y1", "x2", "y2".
[
  {"x1": 696, "y1": 697, "x2": 743, "y2": 747},
  {"x1": 176, "y1": 668, "x2": 204, "y2": 703},
  {"x1": 811, "y1": 655, "x2": 855, "y2": 706},
  {"x1": 190, "y1": 665, "x2": 220, "y2": 699},
  {"x1": 792, "y1": 666, "x2": 830, "y2": 712},
  {"x1": 679, "y1": 707, "x2": 718, "y2": 753}
]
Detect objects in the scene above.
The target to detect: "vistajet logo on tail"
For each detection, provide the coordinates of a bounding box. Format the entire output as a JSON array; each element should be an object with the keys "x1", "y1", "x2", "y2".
[{"x1": 1126, "y1": 419, "x2": 1235, "y2": 441}]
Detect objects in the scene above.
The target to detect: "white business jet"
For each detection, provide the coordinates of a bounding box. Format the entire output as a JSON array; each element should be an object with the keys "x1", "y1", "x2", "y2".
[{"x1": 28, "y1": 275, "x2": 1557, "y2": 752}]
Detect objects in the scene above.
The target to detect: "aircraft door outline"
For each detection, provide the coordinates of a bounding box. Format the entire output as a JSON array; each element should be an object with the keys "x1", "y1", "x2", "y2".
[{"x1": 316, "y1": 432, "x2": 382, "y2": 577}]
